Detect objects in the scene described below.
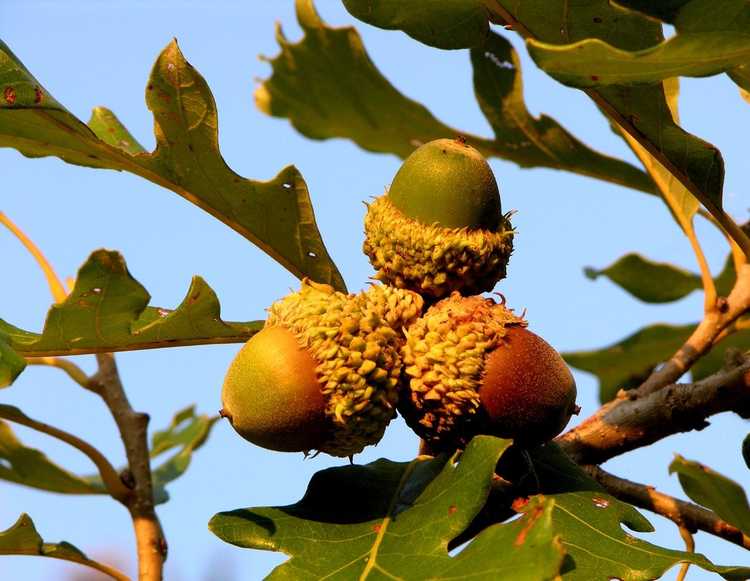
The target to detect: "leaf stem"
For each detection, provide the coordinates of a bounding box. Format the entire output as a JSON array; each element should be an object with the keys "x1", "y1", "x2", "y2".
[
  {"x1": 92, "y1": 354, "x2": 166, "y2": 581},
  {"x1": 0, "y1": 212, "x2": 67, "y2": 304},
  {"x1": 676, "y1": 526, "x2": 694, "y2": 581},
  {"x1": 685, "y1": 221, "x2": 717, "y2": 312}
]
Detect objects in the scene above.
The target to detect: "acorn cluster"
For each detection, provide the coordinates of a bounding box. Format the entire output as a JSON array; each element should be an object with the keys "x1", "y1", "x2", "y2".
[{"x1": 221, "y1": 138, "x2": 577, "y2": 457}]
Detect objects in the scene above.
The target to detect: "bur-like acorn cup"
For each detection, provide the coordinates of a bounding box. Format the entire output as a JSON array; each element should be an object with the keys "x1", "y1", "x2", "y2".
[
  {"x1": 363, "y1": 138, "x2": 514, "y2": 300},
  {"x1": 399, "y1": 293, "x2": 578, "y2": 452},
  {"x1": 221, "y1": 280, "x2": 423, "y2": 457}
]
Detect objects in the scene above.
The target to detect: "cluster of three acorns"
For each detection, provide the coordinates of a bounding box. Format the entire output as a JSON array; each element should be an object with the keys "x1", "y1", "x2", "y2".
[{"x1": 221, "y1": 139, "x2": 578, "y2": 457}]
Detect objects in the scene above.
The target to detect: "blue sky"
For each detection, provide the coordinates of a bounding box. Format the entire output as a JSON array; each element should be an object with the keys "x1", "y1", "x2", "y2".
[{"x1": 1, "y1": 2, "x2": 749, "y2": 579}]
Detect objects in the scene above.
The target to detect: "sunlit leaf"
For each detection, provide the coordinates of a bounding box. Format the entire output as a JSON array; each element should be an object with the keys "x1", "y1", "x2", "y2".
[
  {"x1": 0, "y1": 38, "x2": 343, "y2": 289},
  {"x1": 210, "y1": 437, "x2": 567, "y2": 579},
  {"x1": 1, "y1": 249, "x2": 262, "y2": 358},
  {"x1": 670, "y1": 455, "x2": 750, "y2": 535},
  {"x1": 0, "y1": 513, "x2": 127, "y2": 580},
  {"x1": 256, "y1": 1, "x2": 656, "y2": 194},
  {"x1": 530, "y1": 444, "x2": 750, "y2": 580},
  {"x1": 342, "y1": 0, "x2": 489, "y2": 49}
]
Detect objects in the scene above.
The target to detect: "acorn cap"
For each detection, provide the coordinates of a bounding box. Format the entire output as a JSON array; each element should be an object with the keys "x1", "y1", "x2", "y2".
[{"x1": 389, "y1": 138, "x2": 501, "y2": 231}]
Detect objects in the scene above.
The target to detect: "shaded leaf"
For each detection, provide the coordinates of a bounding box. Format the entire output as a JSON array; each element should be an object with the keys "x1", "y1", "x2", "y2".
[
  {"x1": 0, "y1": 38, "x2": 343, "y2": 289},
  {"x1": 0, "y1": 336, "x2": 26, "y2": 388},
  {"x1": 0, "y1": 513, "x2": 127, "y2": 580},
  {"x1": 585, "y1": 253, "x2": 702, "y2": 303},
  {"x1": 744, "y1": 434, "x2": 750, "y2": 470},
  {"x1": 0, "y1": 419, "x2": 104, "y2": 495},
  {"x1": 149, "y1": 406, "x2": 218, "y2": 504},
  {"x1": 210, "y1": 436, "x2": 567, "y2": 579},
  {"x1": 1, "y1": 249, "x2": 262, "y2": 357},
  {"x1": 257, "y1": 1, "x2": 655, "y2": 194},
  {"x1": 670, "y1": 455, "x2": 750, "y2": 535},
  {"x1": 563, "y1": 324, "x2": 692, "y2": 402},
  {"x1": 342, "y1": 0, "x2": 489, "y2": 49},
  {"x1": 565, "y1": 318, "x2": 750, "y2": 401},
  {"x1": 486, "y1": 1, "x2": 727, "y2": 234},
  {"x1": 530, "y1": 444, "x2": 750, "y2": 580}
]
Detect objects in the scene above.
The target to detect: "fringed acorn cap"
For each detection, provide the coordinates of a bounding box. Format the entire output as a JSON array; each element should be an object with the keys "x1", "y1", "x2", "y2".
[{"x1": 363, "y1": 138, "x2": 514, "y2": 300}]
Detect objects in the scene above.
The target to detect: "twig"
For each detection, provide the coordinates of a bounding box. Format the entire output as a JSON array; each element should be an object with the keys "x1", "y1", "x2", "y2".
[
  {"x1": 558, "y1": 358, "x2": 750, "y2": 465},
  {"x1": 24, "y1": 357, "x2": 94, "y2": 392},
  {"x1": 0, "y1": 406, "x2": 130, "y2": 503},
  {"x1": 584, "y1": 465, "x2": 750, "y2": 552},
  {"x1": 92, "y1": 354, "x2": 166, "y2": 581},
  {"x1": 0, "y1": 211, "x2": 67, "y2": 303},
  {"x1": 637, "y1": 264, "x2": 750, "y2": 395}
]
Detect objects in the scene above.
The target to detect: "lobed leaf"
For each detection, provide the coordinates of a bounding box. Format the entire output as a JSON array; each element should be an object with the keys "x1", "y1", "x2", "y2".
[
  {"x1": 256, "y1": 1, "x2": 656, "y2": 194},
  {"x1": 210, "y1": 436, "x2": 567, "y2": 580},
  {"x1": 669, "y1": 455, "x2": 750, "y2": 535},
  {"x1": 0, "y1": 38, "x2": 344, "y2": 289},
  {"x1": 0, "y1": 249, "x2": 262, "y2": 363},
  {"x1": 0, "y1": 513, "x2": 127, "y2": 580},
  {"x1": 530, "y1": 444, "x2": 750, "y2": 580}
]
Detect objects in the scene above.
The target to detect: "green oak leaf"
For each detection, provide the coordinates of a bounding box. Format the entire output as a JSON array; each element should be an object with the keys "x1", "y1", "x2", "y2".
[
  {"x1": 564, "y1": 318, "x2": 750, "y2": 401},
  {"x1": 256, "y1": 0, "x2": 655, "y2": 194},
  {"x1": 0, "y1": 38, "x2": 343, "y2": 290},
  {"x1": 149, "y1": 406, "x2": 218, "y2": 504},
  {"x1": 585, "y1": 253, "x2": 703, "y2": 303},
  {"x1": 0, "y1": 513, "x2": 127, "y2": 580},
  {"x1": 0, "y1": 336, "x2": 26, "y2": 388},
  {"x1": 585, "y1": 253, "x2": 734, "y2": 304},
  {"x1": 0, "y1": 418, "x2": 104, "y2": 495},
  {"x1": 342, "y1": 0, "x2": 489, "y2": 49},
  {"x1": 670, "y1": 455, "x2": 750, "y2": 535},
  {"x1": 0, "y1": 249, "x2": 262, "y2": 359},
  {"x1": 483, "y1": 1, "x2": 727, "y2": 238},
  {"x1": 527, "y1": 34, "x2": 750, "y2": 87},
  {"x1": 529, "y1": 444, "x2": 750, "y2": 580},
  {"x1": 210, "y1": 437, "x2": 567, "y2": 580}
]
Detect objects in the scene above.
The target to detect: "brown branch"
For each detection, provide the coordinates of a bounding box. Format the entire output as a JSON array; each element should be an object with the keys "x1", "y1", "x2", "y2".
[
  {"x1": 92, "y1": 354, "x2": 166, "y2": 581},
  {"x1": 557, "y1": 359, "x2": 750, "y2": 465},
  {"x1": 584, "y1": 465, "x2": 750, "y2": 552}
]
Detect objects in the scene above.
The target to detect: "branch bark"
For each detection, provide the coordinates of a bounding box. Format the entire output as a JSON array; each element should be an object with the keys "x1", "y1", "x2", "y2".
[
  {"x1": 584, "y1": 465, "x2": 750, "y2": 552},
  {"x1": 92, "y1": 354, "x2": 166, "y2": 581},
  {"x1": 557, "y1": 359, "x2": 750, "y2": 465}
]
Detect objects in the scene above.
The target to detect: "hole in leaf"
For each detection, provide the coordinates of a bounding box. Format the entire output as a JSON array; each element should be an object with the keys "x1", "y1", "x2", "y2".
[
  {"x1": 282, "y1": 182, "x2": 293, "y2": 189},
  {"x1": 0, "y1": 458, "x2": 12, "y2": 470},
  {"x1": 307, "y1": 251, "x2": 317, "y2": 258}
]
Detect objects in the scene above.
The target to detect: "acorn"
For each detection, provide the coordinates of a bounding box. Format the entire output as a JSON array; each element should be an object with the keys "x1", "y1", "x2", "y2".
[
  {"x1": 399, "y1": 293, "x2": 577, "y2": 452},
  {"x1": 221, "y1": 280, "x2": 423, "y2": 457},
  {"x1": 363, "y1": 138, "x2": 514, "y2": 300}
]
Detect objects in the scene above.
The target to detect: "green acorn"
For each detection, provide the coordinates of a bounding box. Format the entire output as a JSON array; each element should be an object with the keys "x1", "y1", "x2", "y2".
[
  {"x1": 399, "y1": 293, "x2": 577, "y2": 452},
  {"x1": 363, "y1": 138, "x2": 514, "y2": 299},
  {"x1": 221, "y1": 280, "x2": 423, "y2": 457}
]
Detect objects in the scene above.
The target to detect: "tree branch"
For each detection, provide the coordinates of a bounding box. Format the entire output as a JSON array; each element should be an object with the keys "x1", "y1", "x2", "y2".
[
  {"x1": 637, "y1": 264, "x2": 750, "y2": 395},
  {"x1": 584, "y1": 465, "x2": 750, "y2": 552},
  {"x1": 557, "y1": 358, "x2": 750, "y2": 465},
  {"x1": 91, "y1": 354, "x2": 166, "y2": 581}
]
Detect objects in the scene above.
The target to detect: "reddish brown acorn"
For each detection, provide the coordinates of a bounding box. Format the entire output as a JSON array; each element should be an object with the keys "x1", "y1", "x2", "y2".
[{"x1": 399, "y1": 293, "x2": 577, "y2": 451}]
